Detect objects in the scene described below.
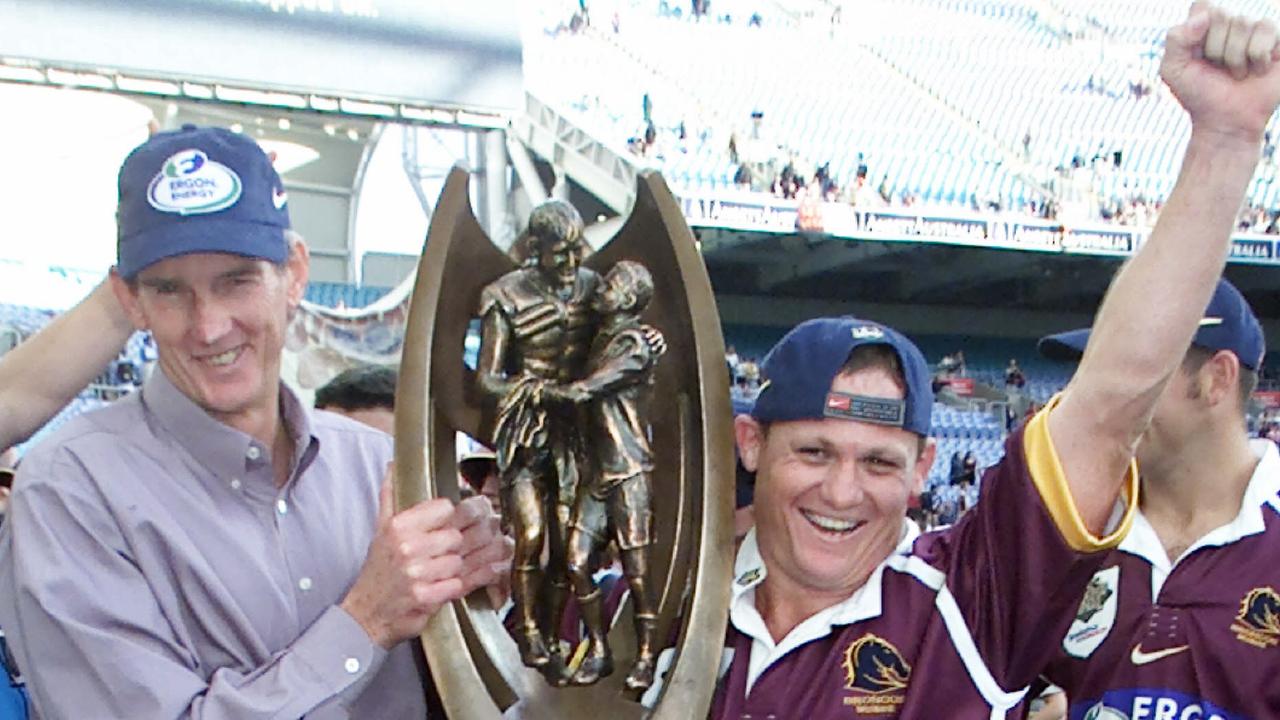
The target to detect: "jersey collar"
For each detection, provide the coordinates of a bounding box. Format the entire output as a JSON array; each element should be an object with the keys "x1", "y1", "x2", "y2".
[
  {"x1": 729, "y1": 519, "x2": 921, "y2": 649},
  {"x1": 1120, "y1": 438, "x2": 1280, "y2": 567}
]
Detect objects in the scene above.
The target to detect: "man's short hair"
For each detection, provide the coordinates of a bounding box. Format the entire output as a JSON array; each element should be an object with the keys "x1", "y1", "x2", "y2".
[
  {"x1": 314, "y1": 365, "x2": 397, "y2": 412},
  {"x1": 1181, "y1": 345, "x2": 1259, "y2": 414}
]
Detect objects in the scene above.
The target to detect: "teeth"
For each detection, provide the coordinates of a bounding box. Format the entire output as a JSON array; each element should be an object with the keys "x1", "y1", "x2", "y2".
[
  {"x1": 208, "y1": 349, "x2": 238, "y2": 366},
  {"x1": 802, "y1": 510, "x2": 861, "y2": 533}
]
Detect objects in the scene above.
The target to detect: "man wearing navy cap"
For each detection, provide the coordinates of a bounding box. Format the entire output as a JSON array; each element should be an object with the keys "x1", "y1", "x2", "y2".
[
  {"x1": 0, "y1": 125, "x2": 510, "y2": 718},
  {"x1": 1030, "y1": 278, "x2": 1280, "y2": 718},
  {"x1": 702, "y1": 5, "x2": 1280, "y2": 718}
]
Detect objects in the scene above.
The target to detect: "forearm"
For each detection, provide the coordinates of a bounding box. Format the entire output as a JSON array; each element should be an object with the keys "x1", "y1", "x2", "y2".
[
  {"x1": 23, "y1": 602, "x2": 387, "y2": 719},
  {"x1": 0, "y1": 281, "x2": 133, "y2": 448}
]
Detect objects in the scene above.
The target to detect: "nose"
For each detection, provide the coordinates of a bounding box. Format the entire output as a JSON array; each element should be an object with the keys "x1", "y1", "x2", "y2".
[
  {"x1": 190, "y1": 293, "x2": 232, "y2": 345},
  {"x1": 818, "y1": 459, "x2": 865, "y2": 509}
]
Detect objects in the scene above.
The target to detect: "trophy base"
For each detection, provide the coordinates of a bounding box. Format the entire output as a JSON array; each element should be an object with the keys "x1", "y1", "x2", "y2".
[{"x1": 501, "y1": 687, "x2": 649, "y2": 720}]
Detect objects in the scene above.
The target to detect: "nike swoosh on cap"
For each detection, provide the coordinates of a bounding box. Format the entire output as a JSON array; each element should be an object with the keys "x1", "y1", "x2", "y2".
[{"x1": 1130, "y1": 643, "x2": 1189, "y2": 665}]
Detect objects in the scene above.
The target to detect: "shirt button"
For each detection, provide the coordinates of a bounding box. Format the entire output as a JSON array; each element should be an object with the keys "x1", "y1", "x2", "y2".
[
  {"x1": 246, "y1": 446, "x2": 261, "y2": 461},
  {"x1": 298, "y1": 577, "x2": 312, "y2": 591},
  {"x1": 230, "y1": 478, "x2": 242, "y2": 490},
  {"x1": 276, "y1": 499, "x2": 288, "y2": 515},
  {"x1": 344, "y1": 657, "x2": 361, "y2": 674}
]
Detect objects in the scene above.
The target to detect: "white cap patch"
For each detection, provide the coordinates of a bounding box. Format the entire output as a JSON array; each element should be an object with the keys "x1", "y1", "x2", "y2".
[{"x1": 147, "y1": 149, "x2": 242, "y2": 215}]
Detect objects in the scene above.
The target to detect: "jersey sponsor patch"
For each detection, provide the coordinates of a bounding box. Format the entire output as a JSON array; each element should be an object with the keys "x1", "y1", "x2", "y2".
[
  {"x1": 1229, "y1": 586, "x2": 1280, "y2": 649},
  {"x1": 1076, "y1": 689, "x2": 1248, "y2": 720},
  {"x1": 841, "y1": 633, "x2": 910, "y2": 715},
  {"x1": 147, "y1": 149, "x2": 242, "y2": 215},
  {"x1": 1063, "y1": 566, "x2": 1119, "y2": 659}
]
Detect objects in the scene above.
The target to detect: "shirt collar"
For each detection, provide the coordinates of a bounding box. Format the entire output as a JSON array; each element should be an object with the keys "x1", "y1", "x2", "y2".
[
  {"x1": 141, "y1": 368, "x2": 318, "y2": 487},
  {"x1": 1120, "y1": 438, "x2": 1280, "y2": 560}
]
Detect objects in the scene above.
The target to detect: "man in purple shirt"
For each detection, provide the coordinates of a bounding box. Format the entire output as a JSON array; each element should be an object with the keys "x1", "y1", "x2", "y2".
[
  {"x1": 0, "y1": 125, "x2": 510, "y2": 718},
  {"x1": 696, "y1": 5, "x2": 1280, "y2": 718},
  {"x1": 1032, "y1": 281, "x2": 1280, "y2": 720}
]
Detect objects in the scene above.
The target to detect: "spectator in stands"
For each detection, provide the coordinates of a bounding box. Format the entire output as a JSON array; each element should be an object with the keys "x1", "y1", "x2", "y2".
[
  {"x1": 737, "y1": 356, "x2": 760, "y2": 387},
  {"x1": 960, "y1": 450, "x2": 978, "y2": 487},
  {"x1": 938, "y1": 350, "x2": 966, "y2": 377},
  {"x1": 948, "y1": 450, "x2": 965, "y2": 485},
  {"x1": 933, "y1": 479, "x2": 962, "y2": 526},
  {"x1": 0, "y1": 125, "x2": 510, "y2": 719},
  {"x1": 1005, "y1": 358, "x2": 1026, "y2": 388},
  {"x1": 725, "y1": 344, "x2": 740, "y2": 378},
  {"x1": 314, "y1": 364, "x2": 397, "y2": 435},
  {"x1": 0, "y1": 280, "x2": 134, "y2": 450}
]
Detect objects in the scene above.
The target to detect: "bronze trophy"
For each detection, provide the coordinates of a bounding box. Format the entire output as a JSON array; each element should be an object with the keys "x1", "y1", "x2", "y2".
[{"x1": 393, "y1": 168, "x2": 734, "y2": 719}]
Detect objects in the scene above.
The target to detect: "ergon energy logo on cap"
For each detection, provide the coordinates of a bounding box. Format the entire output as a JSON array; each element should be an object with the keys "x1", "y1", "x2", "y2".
[{"x1": 147, "y1": 149, "x2": 243, "y2": 216}]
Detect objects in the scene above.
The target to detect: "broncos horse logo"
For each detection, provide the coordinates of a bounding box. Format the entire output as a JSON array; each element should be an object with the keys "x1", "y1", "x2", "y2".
[
  {"x1": 842, "y1": 633, "x2": 912, "y2": 694},
  {"x1": 1231, "y1": 587, "x2": 1280, "y2": 648}
]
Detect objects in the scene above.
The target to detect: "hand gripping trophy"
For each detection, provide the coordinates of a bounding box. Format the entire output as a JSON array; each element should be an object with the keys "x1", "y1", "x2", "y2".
[{"x1": 394, "y1": 168, "x2": 732, "y2": 719}]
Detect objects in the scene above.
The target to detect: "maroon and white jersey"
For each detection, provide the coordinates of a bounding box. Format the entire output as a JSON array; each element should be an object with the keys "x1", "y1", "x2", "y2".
[
  {"x1": 708, "y1": 407, "x2": 1139, "y2": 720},
  {"x1": 1036, "y1": 439, "x2": 1280, "y2": 720}
]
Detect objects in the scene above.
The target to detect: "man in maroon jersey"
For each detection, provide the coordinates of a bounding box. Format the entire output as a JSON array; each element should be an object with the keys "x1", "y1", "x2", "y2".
[
  {"x1": 1032, "y1": 286, "x2": 1278, "y2": 720},
  {"x1": 691, "y1": 4, "x2": 1280, "y2": 719}
]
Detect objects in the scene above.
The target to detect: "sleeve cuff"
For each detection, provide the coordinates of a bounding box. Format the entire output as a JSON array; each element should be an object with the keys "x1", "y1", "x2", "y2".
[
  {"x1": 1023, "y1": 394, "x2": 1139, "y2": 553},
  {"x1": 291, "y1": 605, "x2": 389, "y2": 701}
]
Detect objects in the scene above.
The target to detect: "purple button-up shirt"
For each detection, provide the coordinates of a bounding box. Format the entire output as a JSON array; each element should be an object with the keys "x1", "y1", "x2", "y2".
[{"x1": 0, "y1": 369, "x2": 428, "y2": 719}]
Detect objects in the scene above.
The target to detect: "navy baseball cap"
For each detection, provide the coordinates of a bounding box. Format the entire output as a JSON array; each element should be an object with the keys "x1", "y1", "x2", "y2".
[
  {"x1": 750, "y1": 317, "x2": 933, "y2": 436},
  {"x1": 1039, "y1": 278, "x2": 1265, "y2": 370},
  {"x1": 116, "y1": 124, "x2": 290, "y2": 279}
]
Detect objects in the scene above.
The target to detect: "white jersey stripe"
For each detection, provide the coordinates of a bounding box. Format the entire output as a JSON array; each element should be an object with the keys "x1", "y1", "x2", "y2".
[{"x1": 889, "y1": 554, "x2": 1028, "y2": 713}]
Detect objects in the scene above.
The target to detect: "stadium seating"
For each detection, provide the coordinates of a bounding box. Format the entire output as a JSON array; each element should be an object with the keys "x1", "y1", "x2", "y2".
[{"x1": 525, "y1": 0, "x2": 1280, "y2": 213}]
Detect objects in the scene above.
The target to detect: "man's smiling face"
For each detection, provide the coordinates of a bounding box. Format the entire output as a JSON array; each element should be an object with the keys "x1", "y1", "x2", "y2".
[{"x1": 738, "y1": 366, "x2": 932, "y2": 601}]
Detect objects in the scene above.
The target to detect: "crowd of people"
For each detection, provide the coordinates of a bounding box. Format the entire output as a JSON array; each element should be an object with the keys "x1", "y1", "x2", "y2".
[{"x1": 0, "y1": 6, "x2": 1276, "y2": 720}]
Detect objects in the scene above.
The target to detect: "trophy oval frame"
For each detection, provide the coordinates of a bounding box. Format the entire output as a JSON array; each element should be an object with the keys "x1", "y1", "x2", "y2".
[{"x1": 393, "y1": 167, "x2": 734, "y2": 719}]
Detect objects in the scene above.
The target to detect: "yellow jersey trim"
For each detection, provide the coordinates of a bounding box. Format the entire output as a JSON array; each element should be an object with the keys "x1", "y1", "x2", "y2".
[{"x1": 1024, "y1": 394, "x2": 1138, "y2": 553}]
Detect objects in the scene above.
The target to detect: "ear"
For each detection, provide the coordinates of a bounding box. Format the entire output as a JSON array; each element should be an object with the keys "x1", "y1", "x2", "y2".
[
  {"x1": 284, "y1": 234, "x2": 310, "y2": 310},
  {"x1": 734, "y1": 415, "x2": 764, "y2": 472},
  {"x1": 911, "y1": 437, "x2": 936, "y2": 497},
  {"x1": 1203, "y1": 350, "x2": 1241, "y2": 408},
  {"x1": 108, "y1": 268, "x2": 150, "y2": 331}
]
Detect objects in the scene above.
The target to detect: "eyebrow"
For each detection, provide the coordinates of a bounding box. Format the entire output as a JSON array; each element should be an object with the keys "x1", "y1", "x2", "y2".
[{"x1": 859, "y1": 446, "x2": 910, "y2": 467}]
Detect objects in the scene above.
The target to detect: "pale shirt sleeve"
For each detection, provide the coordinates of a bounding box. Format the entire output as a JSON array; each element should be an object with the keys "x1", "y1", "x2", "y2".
[{"x1": 0, "y1": 453, "x2": 386, "y2": 719}]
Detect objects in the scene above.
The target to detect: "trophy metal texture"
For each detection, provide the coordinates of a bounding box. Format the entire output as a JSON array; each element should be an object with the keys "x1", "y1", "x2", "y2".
[{"x1": 393, "y1": 167, "x2": 734, "y2": 719}]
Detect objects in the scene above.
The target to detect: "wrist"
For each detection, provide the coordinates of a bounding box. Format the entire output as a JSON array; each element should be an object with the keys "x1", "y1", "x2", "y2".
[
  {"x1": 1187, "y1": 124, "x2": 1266, "y2": 155},
  {"x1": 339, "y1": 597, "x2": 393, "y2": 650}
]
